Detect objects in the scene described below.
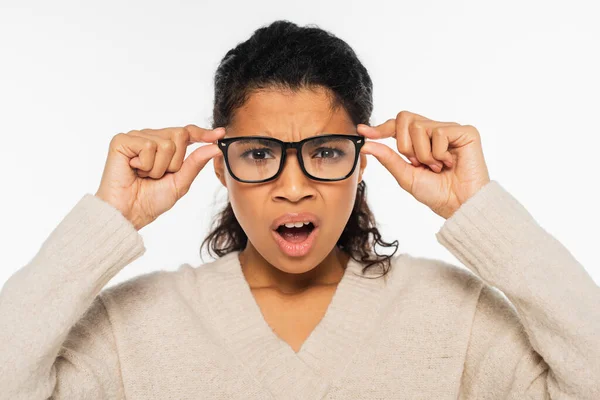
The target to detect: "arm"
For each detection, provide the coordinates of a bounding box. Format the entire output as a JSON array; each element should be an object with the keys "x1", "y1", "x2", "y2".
[
  {"x1": 0, "y1": 194, "x2": 146, "y2": 399},
  {"x1": 435, "y1": 180, "x2": 600, "y2": 399}
]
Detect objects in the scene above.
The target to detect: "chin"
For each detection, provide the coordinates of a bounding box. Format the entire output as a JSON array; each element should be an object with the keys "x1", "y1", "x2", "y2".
[{"x1": 261, "y1": 244, "x2": 327, "y2": 273}]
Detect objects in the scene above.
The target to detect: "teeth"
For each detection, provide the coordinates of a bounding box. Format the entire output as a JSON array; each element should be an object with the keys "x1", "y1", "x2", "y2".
[{"x1": 282, "y1": 221, "x2": 312, "y2": 228}]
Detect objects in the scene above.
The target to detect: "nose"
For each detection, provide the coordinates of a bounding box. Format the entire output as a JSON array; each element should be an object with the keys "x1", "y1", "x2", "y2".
[{"x1": 272, "y1": 150, "x2": 316, "y2": 203}]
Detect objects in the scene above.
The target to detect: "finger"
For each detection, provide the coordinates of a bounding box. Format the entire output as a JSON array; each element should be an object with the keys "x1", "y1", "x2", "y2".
[
  {"x1": 139, "y1": 126, "x2": 187, "y2": 140},
  {"x1": 357, "y1": 118, "x2": 396, "y2": 139},
  {"x1": 184, "y1": 125, "x2": 226, "y2": 144},
  {"x1": 432, "y1": 124, "x2": 481, "y2": 168},
  {"x1": 137, "y1": 125, "x2": 226, "y2": 144},
  {"x1": 441, "y1": 124, "x2": 481, "y2": 148},
  {"x1": 408, "y1": 156, "x2": 422, "y2": 167},
  {"x1": 166, "y1": 128, "x2": 190, "y2": 172},
  {"x1": 410, "y1": 120, "x2": 459, "y2": 168},
  {"x1": 410, "y1": 121, "x2": 444, "y2": 171},
  {"x1": 431, "y1": 127, "x2": 454, "y2": 167},
  {"x1": 172, "y1": 144, "x2": 222, "y2": 198},
  {"x1": 358, "y1": 112, "x2": 459, "y2": 172},
  {"x1": 111, "y1": 133, "x2": 157, "y2": 172},
  {"x1": 361, "y1": 141, "x2": 415, "y2": 193},
  {"x1": 127, "y1": 131, "x2": 176, "y2": 179},
  {"x1": 395, "y1": 113, "x2": 417, "y2": 159},
  {"x1": 136, "y1": 126, "x2": 216, "y2": 172},
  {"x1": 356, "y1": 111, "x2": 431, "y2": 140},
  {"x1": 141, "y1": 127, "x2": 190, "y2": 172},
  {"x1": 358, "y1": 118, "x2": 419, "y2": 164},
  {"x1": 149, "y1": 140, "x2": 176, "y2": 179},
  {"x1": 358, "y1": 112, "x2": 431, "y2": 163}
]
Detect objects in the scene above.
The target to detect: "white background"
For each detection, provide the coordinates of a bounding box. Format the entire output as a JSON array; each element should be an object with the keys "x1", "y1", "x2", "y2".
[{"x1": 1, "y1": 0, "x2": 598, "y2": 289}]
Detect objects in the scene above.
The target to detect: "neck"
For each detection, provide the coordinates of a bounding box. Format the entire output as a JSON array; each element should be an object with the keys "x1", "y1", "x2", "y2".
[{"x1": 238, "y1": 244, "x2": 349, "y2": 295}]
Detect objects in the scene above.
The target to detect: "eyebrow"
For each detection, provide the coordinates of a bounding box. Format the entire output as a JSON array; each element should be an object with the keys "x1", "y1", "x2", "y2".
[
  {"x1": 307, "y1": 136, "x2": 352, "y2": 146},
  {"x1": 234, "y1": 138, "x2": 276, "y2": 146},
  {"x1": 227, "y1": 132, "x2": 358, "y2": 141}
]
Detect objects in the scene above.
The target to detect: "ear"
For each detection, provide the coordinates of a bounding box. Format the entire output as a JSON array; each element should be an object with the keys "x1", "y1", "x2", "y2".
[
  {"x1": 358, "y1": 153, "x2": 367, "y2": 184},
  {"x1": 213, "y1": 156, "x2": 227, "y2": 188}
]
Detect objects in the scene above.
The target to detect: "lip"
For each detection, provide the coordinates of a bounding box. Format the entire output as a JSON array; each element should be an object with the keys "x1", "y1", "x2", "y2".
[
  {"x1": 271, "y1": 226, "x2": 319, "y2": 257},
  {"x1": 270, "y1": 212, "x2": 320, "y2": 231}
]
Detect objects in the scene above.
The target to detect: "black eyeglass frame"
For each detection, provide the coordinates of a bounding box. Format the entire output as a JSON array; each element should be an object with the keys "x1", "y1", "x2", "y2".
[{"x1": 217, "y1": 134, "x2": 365, "y2": 183}]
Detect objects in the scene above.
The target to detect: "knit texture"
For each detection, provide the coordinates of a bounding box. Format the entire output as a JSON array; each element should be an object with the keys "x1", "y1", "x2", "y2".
[{"x1": 0, "y1": 180, "x2": 598, "y2": 399}]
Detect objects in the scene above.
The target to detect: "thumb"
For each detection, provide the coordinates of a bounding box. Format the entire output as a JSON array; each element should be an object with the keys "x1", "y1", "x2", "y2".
[
  {"x1": 361, "y1": 141, "x2": 415, "y2": 193},
  {"x1": 173, "y1": 143, "x2": 221, "y2": 197}
]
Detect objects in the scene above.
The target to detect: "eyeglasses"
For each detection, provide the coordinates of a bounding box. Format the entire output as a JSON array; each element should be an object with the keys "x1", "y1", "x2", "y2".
[{"x1": 217, "y1": 134, "x2": 365, "y2": 183}]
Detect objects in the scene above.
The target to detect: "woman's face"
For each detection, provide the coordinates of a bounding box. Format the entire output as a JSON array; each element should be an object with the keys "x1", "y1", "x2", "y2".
[{"x1": 214, "y1": 86, "x2": 367, "y2": 274}]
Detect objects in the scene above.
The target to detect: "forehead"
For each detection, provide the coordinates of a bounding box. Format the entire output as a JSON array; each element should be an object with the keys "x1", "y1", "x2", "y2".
[{"x1": 225, "y1": 87, "x2": 357, "y2": 140}]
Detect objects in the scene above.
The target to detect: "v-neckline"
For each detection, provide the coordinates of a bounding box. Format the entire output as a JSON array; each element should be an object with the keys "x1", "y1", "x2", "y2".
[{"x1": 199, "y1": 251, "x2": 388, "y2": 400}]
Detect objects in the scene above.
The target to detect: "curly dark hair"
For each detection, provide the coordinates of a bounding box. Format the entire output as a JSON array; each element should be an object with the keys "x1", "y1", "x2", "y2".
[{"x1": 200, "y1": 20, "x2": 399, "y2": 278}]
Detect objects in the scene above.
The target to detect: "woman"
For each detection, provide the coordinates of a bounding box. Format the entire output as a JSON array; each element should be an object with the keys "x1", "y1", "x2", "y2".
[{"x1": 0, "y1": 20, "x2": 598, "y2": 399}]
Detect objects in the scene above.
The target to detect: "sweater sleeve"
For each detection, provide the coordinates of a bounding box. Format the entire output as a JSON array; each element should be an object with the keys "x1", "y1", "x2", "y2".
[
  {"x1": 0, "y1": 194, "x2": 146, "y2": 400},
  {"x1": 435, "y1": 180, "x2": 600, "y2": 399}
]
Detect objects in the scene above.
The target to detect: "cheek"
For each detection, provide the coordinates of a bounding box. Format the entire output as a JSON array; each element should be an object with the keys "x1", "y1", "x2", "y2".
[
  {"x1": 322, "y1": 182, "x2": 358, "y2": 232},
  {"x1": 227, "y1": 182, "x2": 267, "y2": 236},
  {"x1": 228, "y1": 182, "x2": 250, "y2": 218}
]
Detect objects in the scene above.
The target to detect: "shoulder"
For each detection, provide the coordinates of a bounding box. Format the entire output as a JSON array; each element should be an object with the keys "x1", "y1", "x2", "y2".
[
  {"x1": 388, "y1": 253, "x2": 520, "y2": 328},
  {"x1": 98, "y1": 253, "x2": 233, "y2": 307},
  {"x1": 98, "y1": 262, "x2": 201, "y2": 312},
  {"x1": 382, "y1": 255, "x2": 526, "y2": 346},
  {"x1": 386, "y1": 253, "x2": 485, "y2": 296}
]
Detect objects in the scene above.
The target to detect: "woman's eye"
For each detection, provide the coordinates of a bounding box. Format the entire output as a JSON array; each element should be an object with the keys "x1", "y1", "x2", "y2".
[
  {"x1": 241, "y1": 149, "x2": 274, "y2": 160},
  {"x1": 313, "y1": 148, "x2": 342, "y2": 158}
]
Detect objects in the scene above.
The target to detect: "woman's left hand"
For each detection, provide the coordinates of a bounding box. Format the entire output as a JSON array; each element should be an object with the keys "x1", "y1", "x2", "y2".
[{"x1": 358, "y1": 110, "x2": 491, "y2": 220}]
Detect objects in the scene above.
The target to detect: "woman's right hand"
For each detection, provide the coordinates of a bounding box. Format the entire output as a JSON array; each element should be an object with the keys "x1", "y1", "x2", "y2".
[{"x1": 94, "y1": 125, "x2": 226, "y2": 231}]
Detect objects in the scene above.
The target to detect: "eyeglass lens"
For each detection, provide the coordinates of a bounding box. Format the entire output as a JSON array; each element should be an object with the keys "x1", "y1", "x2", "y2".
[{"x1": 226, "y1": 136, "x2": 357, "y2": 181}]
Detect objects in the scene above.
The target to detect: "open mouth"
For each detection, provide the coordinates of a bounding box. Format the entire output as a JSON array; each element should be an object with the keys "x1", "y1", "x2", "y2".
[{"x1": 275, "y1": 222, "x2": 316, "y2": 243}]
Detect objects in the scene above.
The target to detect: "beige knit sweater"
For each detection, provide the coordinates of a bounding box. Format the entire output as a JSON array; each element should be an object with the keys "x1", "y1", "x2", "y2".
[{"x1": 0, "y1": 180, "x2": 598, "y2": 399}]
